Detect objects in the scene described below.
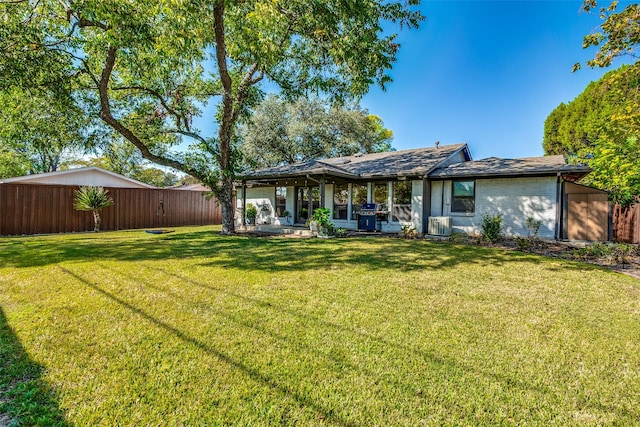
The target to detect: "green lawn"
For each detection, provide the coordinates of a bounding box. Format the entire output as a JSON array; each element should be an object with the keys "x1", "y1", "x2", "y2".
[{"x1": 1, "y1": 226, "x2": 639, "y2": 426}]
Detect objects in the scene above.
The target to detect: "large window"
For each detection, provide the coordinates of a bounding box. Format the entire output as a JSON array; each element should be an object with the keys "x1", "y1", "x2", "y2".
[
  {"x1": 451, "y1": 180, "x2": 475, "y2": 213},
  {"x1": 374, "y1": 182, "x2": 388, "y2": 211},
  {"x1": 275, "y1": 187, "x2": 287, "y2": 216},
  {"x1": 351, "y1": 184, "x2": 368, "y2": 220},
  {"x1": 392, "y1": 181, "x2": 412, "y2": 222},
  {"x1": 333, "y1": 183, "x2": 349, "y2": 220}
]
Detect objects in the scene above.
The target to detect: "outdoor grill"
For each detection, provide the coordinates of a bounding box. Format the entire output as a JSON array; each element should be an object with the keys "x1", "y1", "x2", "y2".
[{"x1": 358, "y1": 203, "x2": 377, "y2": 231}]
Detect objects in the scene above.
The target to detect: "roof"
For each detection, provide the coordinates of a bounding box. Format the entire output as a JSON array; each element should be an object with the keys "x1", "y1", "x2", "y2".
[
  {"x1": 429, "y1": 155, "x2": 591, "y2": 179},
  {"x1": 241, "y1": 144, "x2": 471, "y2": 181},
  {"x1": 0, "y1": 167, "x2": 157, "y2": 189},
  {"x1": 168, "y1": 182, "x2": 211, "y2": 192}
]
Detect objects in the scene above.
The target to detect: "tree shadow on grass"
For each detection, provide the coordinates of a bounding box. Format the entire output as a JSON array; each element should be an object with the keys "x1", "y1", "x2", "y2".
[
  {"x1": 59, "y1": 267, "x2": 358, "y2": 427},
  {"x1": 0, "y1": 306, "x2": 69, "y2": 426},
  {"x1": 0, "y1": 228, "x2": 593, "y2": 275}
]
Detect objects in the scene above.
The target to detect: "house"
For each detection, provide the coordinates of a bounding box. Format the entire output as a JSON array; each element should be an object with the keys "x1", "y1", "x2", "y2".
[
  {"x1": 236, "y1": 143, "x2": 609, "y2": 240},
  {"x1": 0, "y1": 166, "x2": 156, "y2": 188}
]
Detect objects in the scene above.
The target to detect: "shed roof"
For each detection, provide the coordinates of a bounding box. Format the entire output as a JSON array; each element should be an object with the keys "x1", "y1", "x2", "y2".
[{"x1": 429, "y1": 155, "x2": 591, "y2": 179}]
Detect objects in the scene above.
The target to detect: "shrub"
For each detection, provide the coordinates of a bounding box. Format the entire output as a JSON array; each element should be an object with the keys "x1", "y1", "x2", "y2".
[
  {"x1": 73, "y1": 186, "x2": 113, "y2": 232},
  {"x1": 245, "y1": 204, "x2": 257, "y2": 224},
  {"x1": 401, "y1": 225, "x2": 418, "y2": 239},
  {"x1": 312, "y1": 208, "x2": 333, "y2": 228},
  {"x1": 481, "y1": 214, "x2": 503, "y2": 243},
  {"x1": 525, "y1": 217, "x2": 542, "y2": 239},
  {"x1": 334, "y1": 227, "x2": 347, "y2": 238}
]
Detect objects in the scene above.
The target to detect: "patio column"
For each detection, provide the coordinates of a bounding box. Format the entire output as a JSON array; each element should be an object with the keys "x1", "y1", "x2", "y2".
[
  {"x1": 242, "y1": 180, "x2": 247, "y2": 228},
  {"x1": 319, "y1": 178, "x2": 326, "y2": 209}
]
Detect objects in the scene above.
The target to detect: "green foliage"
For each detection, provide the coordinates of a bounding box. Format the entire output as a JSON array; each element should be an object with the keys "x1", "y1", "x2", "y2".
[
  {"x1": 525, "y1": 217, "x2": 542, "y2": 239},
  {"x1": 0, "y1": 88, "x2": 94, "y2": 175},
  {"x1": 73, "y1": 186, "x2": 113, "y2": 232},
  {"x1": 312, "y1": 208, "x2": 333, "y2": 229},
  {"x1": 481, "y1": 214, "x2": 503, "y2": 243},
  {"x1": 0, "y1": 0, "x2": 422, "y2": 233},
  {"x1": 245, "y1": 204, "x2": 257, "y2": 220},
  {"x1": 239, "y1": 95, "x2": 394, "y2": 169},
  {"x1": 334, "y1": 227, "x2": 347, "y2": 238},
  {"x1": 73, "y1": 186, "x2": 113, "y2": 212},
  {"x1": 572, "y1": 241, "x2": 638, "y2": 265},
  {"x1": 543, "y1": 63, "x2": 640, "y2": 205},
  {"x1": 575, "y1": 1, "x2": 640, "y2": 70}
]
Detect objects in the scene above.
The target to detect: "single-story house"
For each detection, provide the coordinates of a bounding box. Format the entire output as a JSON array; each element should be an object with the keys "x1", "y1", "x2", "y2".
[{"x1": 236, "y1": 143, "x2": 609, "y2": 240}]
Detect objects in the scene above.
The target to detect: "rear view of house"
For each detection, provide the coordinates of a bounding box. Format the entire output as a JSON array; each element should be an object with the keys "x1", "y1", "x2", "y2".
[{"x1": 237, "y1": 143, "x2": 608, "y2": 241}]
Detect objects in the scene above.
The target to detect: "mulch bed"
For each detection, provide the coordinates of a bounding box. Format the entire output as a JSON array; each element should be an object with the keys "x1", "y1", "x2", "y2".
[{"x1": 477, "y1": 238, "x2": 640, "y2": 280}]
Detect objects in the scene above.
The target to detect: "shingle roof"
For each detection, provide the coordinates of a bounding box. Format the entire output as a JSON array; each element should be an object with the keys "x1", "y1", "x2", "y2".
[
  {"x1": 241, "y1": 144, "x2": 469, "y2": 180},
  {"x1": 429, "y1": 155, "x2": 591, "y2": 178}
]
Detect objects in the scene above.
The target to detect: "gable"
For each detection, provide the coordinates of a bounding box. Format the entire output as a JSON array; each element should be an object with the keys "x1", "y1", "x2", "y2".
[{"x1": 0, "y1": 167, "x2": 156, "y2": 189}]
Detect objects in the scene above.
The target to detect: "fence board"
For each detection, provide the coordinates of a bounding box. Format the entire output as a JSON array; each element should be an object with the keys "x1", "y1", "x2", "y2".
[
  {"x1": 0, "y1": 183, "x2": 222, "y2": 236},
  {"x1": 613, "y1": 203, "x2": 640, "y2": 244}
]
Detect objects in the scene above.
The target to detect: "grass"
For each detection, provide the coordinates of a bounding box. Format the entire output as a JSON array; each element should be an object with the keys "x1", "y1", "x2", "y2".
[{"x1": 1, "y1": 226, "x2": 639, "y2": 426}]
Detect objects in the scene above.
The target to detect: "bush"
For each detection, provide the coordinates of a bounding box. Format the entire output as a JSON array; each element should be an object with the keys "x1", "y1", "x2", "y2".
[
  {"x1": 245, "y1": 203, "x2": 257, "y2": 220},
  {"x1": 481, "y1": 214, "x2": 503, "y2": 243},
  {"x1": 334, "y1": 227, "x2": 347, "y2": 238},
  {"x1": 525, "y1": 217, "x2": 542, "y2": 239},
  {"x1": 401, "y1": 225, "x2": 418, "y2": 239}
]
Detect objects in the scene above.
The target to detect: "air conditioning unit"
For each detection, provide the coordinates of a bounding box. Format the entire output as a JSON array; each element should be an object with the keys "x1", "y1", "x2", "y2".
[{"x1": 428, "y1": 216, "x2": 452, "y2": 236}]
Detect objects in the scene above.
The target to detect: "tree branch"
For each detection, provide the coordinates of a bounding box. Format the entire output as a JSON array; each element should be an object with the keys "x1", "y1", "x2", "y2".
[
  {"x1": 96, "y1": 46, "x2": 205, "y2": 181},
  {"x1": 112, "y1": 85, "x2": 191, "y2": 131}
]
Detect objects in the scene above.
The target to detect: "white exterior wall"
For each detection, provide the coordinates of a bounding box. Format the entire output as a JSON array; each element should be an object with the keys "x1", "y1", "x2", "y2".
[
  {"x1": 236, "y1": 185, "x2": 296, "y2": 226},
  {"x1": 411, "y1": 180, "x2": 423, "y2": 233},
  {"x1": 430, "y1": 177, "x2": 558, "y2": 238}
]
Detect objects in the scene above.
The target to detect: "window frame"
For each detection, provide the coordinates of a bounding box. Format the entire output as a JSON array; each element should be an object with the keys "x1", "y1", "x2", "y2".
[
  {"x1": 451, "y1": 180, "x2": 476, "y2": 214},
  {"x1": 275, "y1": 187, "x2": 287, "y2": 216},
  {"x1": 333, "y1": 183, "x2": 349, "y2": 220},
  {"x1": 391, "y1": 180, "x2": 412, "y2": 222}
]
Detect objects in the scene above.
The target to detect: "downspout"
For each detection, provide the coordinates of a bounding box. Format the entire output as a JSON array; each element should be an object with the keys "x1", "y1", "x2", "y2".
[{"x1": 555, "y1": 173, "x2": 562, "y2": 240}]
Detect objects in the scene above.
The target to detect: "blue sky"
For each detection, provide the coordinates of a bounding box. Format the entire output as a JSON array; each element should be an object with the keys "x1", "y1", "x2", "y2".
[{"x1": 359, "y1": 0, "x2": 632, "y2": 159}]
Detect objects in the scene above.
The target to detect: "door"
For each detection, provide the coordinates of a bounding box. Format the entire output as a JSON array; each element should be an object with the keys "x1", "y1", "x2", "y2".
[{"x1": 296, "y1": 186, "x2": 319, "y2": 224}]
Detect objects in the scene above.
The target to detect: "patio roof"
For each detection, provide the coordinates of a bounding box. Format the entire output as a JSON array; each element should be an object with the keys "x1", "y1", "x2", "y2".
[{"x1": 241, "y1": 143, "x2": 471, "y2": 182}]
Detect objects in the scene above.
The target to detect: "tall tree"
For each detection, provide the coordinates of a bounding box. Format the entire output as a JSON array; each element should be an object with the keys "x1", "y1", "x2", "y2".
[
  {"x1": 0, "y1": 88, "x2": 90, "y2": 176},
  {"x1": 1, "y1": 0, "x2": 422, "y2": 234},
  {"x1": 239, "y1": 96, "x2": 394, "y2": 169},
  {"x1": 545, "y1": 64, "x2": 640, "y2": 204}
]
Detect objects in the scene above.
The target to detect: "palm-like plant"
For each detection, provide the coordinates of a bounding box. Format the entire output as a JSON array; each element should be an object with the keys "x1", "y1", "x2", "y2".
[{"x1": 74, "y1": 186, "x2": 113, "y2": 232}]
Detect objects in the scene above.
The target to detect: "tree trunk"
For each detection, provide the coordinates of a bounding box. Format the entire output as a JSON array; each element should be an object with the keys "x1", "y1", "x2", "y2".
[
  {"x1": 218, "y1": 175, "x2": 235, "y2": 234},
  {"x1": 93, "y1": 210, "x2": 101, "y2": 232}
]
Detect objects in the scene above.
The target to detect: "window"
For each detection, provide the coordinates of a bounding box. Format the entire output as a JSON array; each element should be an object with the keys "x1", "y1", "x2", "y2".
[
  {"x1": 451, "y1": 180, "x2": 475, "y2": 213},
  {"x1": 275, "y1": 187, "x2": 286, "y2": 216},
  {"x1": 351, "y1": 183, "x2": 367, "y2": 220},
  {"x1": 392, "y1": 181, "x2": 411, "y2": 222},
  {"x1": 374, "y1": 182, "x2": 388, "y2": 211},
  {"x1": 333, "y1": 183, "x2": 348, "y2": 220}
]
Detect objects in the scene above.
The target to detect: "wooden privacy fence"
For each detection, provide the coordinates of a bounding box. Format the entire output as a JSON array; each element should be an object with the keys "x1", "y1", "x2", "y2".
[
  {"x1": 613, "y1": 203, "x2": 640, "y2": 244},
  {"x1": 0, "y1": 184, "x2": 222, "y2": 236}
]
